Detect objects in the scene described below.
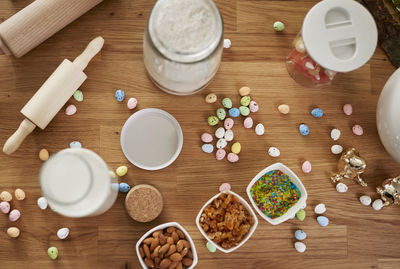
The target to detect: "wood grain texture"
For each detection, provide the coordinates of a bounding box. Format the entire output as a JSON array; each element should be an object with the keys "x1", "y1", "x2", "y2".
[{"x1": 0, "y1": 0, "x2": 400, "y2": 268}]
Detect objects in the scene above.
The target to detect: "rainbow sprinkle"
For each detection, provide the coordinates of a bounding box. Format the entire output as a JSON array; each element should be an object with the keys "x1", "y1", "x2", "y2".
[{"x1": 250, "y1": 170, "x2": 301, "y2": 219}]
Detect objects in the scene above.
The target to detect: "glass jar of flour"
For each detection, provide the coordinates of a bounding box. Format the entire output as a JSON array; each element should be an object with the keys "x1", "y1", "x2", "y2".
[
  {"x1": 143, "y1": 0, "x2": 224, "y2": 95},
  {"x1": 286, "y1": 0, "x2": 377, "y2": 88},
  {"x1": 39, "y1": 148, "x2": 119, "y2": 218}
]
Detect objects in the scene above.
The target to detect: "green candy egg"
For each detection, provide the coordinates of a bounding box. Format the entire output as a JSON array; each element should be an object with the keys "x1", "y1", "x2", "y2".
[
  {"x1": 240, "y1": 96, "x2": 251, "y2": 106},
  {"x1": 206, "y1": 241, "x2": 217, "y2": 253},
  {"x1": 208, "y1": 116, "x2": 219, "y2": 126},
  {"x1": 48, "y1": 247, "x2": 58, "y2": 260},
  {"x1": 273, "y1": 21, "x2": 285, "y2": 32},
  {"x1": 296, "y1": 209, "x2": 306, "y2": 221},
  {"x1": 216, "y1": 108, "x2": 226, "y2": 120},
  {"x1": 73, "y1": 90, "x2": 83, "y2": 102},
  {"x1": 239, "y1": 106, "x2": 250, "y2": 116},
  {"x1": 222, "y1": 98, "x2": 233, "y2": 109}
]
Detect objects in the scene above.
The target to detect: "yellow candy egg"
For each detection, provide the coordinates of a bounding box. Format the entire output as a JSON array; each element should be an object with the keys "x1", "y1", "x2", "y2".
[
  {"x1": 238, "y1": 87, "x2": 251, "y2": 96},
  {"x1": 231, "y1": 142, "x2": 241, "y2": 154},
  {"x1": 15, "y1": 189, "x2": 26, "y2": 201},
  {"x1": 39, "y1": 148, "x2": 49, "y2": 161},
  {"x1": 116, "y1": 166, "x2": 128, "y2": 177},
  {"x1": 0, "y1": 191, "x2": 12, "y2": 202},
  {"x1": 7, "y1": 227, "x2": 20, "y2": 238}
]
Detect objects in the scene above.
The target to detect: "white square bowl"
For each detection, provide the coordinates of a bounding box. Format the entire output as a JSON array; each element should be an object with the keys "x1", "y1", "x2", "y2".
[
  {"x1": 195, "y1": 190, "x2": 258, "y2": 253},
  {"x1": 136, "y1": 222, "x2": 198, "y2": 268},
  {"x1": 246, "y1": 162, "x2": 308, "y2": 225}
]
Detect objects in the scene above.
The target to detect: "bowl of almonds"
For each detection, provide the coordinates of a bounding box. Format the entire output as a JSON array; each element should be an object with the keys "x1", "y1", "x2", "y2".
[{"x1": 136, "y1": 222, "x2": 198, "y2": 269}]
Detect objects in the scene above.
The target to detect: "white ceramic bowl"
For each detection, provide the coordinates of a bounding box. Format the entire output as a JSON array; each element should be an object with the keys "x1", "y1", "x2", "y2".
[
  {"x1": 246, "y1": 162, "x2": 307, "y2": 225},
  {"x1": 195, "y1": 190, "x2": 258, "y2": 253},
  {"x1": 136, "y1": 222, "x2": 198, "y2": 269}
]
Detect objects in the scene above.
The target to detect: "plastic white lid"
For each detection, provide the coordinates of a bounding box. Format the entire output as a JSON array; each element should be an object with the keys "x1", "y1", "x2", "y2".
[{"x1": 302, "y1": 0, "x2": 377, "y2": 72}]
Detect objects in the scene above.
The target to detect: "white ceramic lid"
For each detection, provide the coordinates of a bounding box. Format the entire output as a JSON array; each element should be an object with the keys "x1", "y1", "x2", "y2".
[{"x1": 302, "y1": 0, "x2": 377, "y2": 72}]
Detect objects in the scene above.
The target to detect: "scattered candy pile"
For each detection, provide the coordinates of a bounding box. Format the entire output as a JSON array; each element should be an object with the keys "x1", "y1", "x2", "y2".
[
  {"x1": 1, "y1": 189, "x2": 25, "y2": 238},
  {"x1": 314, "y1": 203, "x2": 329, "y2": 227}
]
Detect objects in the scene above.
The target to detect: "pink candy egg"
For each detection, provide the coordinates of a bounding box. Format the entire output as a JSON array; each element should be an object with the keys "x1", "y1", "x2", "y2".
[
  {"x1": 243, "y1": 117, "x2": 253, "y2": 129},
  {"x1": 65, "y1": 104, "x2": 77, "y2": 116},
  {"x1": 201, "y1": 133, "x2": 213, "y2": 143},
  {"x1": 352, "y1": 124, "x2": 363, "y2": 136},
  {"x1": 227, "y1": 152, "x2": 239, "y2": 163},
  {"x1": 219, "y1": 183, "x2": 231, "y2": 192},
  {"x1": 0, "y1": 201, "x2": 10, "y2": 214},
  {"x1": 127, "y1": 98, "x2": 138, "y2": 109},
  {"x1": 302, "y1": 161, "x2": 312, "y2": 173},
  {"x1": 216, "y1": 148, "x2": 226, "y2": 160},
  {"x1": 9, "y1": 209, "x2": 20, "y2": 222},
  {"x1": 224, "y1": 118, "x2": 234, "y2": 130},
  {"x1": 343, "y1": 104, "x2": 352, "y2": 116},
  {"x1": 249, "y1": 101, "x2": 259, "y2": 113}
]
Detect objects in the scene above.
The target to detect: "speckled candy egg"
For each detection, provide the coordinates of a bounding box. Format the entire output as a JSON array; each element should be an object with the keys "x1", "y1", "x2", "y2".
[
  {"x1": 0, "y1": 191, "x2": 12, "y2": 202},
  {"x1": 336, "y1": 182, "x2": 348, "y2": 193},
  {"x1": 243, "y1": 117, "x2": 253, "y2": 128},
  {"x1": 215, "y1": 127, "x2": 225, "y2": 139},
  {"x1": 296, "y1": 209, "x2": 306, "y2": 221},
  {"x1": 205, "y1": 93, "x2": 217, "y2": 103},
  {"x1": 240, "y1": 96, "x2": 251, "y2": 107},
  {"x1": 352, "y1": 124, "x2": 363, "y2": 136},
  {"x1": 249, "y1": 101, "x2": 259, "y2": 112},
  {"x1": 299, "y1": 124, "x2": 310, "y2": 136},
  {"x1": 360, "y1": 195, "x2": 372, "y2": 206},
  {"x1": 208, "y1": 116, "x2": 219, "y2": 126},
  {"x1": 314, "y1": 203, "x2": 326, "y2": 214},
  {"x1": 228, "y1": 108, "x2": 240, "y2": 118},
  {"x1": 202, "y1": 144, "x2": 214, "y2": 153},
  {"x1": 39, "y1": 148, "x2": 50, "y2": 161},
  {"x1": 15, "y1": 188, "x2": 25, "y2": 200},
  {"x1": 70, "y1": 141, "x2": 82, "y2": 148},
  {"x1": 239, "y1": 106, "x2": 250, "y2": 116},
  {"x1": 57, "y1": 228, "x2": 70, "y2": 240},
  {"x1": 216, "y1": 149, "x2": 226, "y2": 160},
  {"x1": 231, "y1": 142, "x2": 241, "y2": 154},
  {"x1": 294, "y1": 242, "x2": 306, "y2": 253},
  {"x1": 7, "y1": 227, "x2": 20, "y2": 238},
  {"x1": 73, "y1": 90, "x2": 83, "y2": 102},
  {"x1": 301, "y1": 161, "x2": 312, "y2": 173},
  {"x1": 9, "y1": 209, "x2": 21, "y2": 222},
  {"x1": 311, "y1": 108, "x2": 323, "y2": 118},
  {"x1": 216, "y1": 108, "x2": 226, "y2": 120},
  {"x1": 37, "y1": 197, "x2": 48, "y2": 210},
  {"x1": 330, "y1": 128, "x2": 341, "y2": 141},
  {"x1": 343, "y1": 104, "x2": 353, "y2": 115},
  {"x1": 206, "y1": 241, "x2": 217, "y2": 252},
  {"x1": 294, "y1": 230, "x2": 307, "y2": 241},
  {"x1": 65, "y1": 104, "x2": 77, "y2": 116},
  {"x1": 0, "y1": 201, "x2": 10, "y2": 214},
  {"x1": 224, "y1": 118, "x2": 234, "y2": 129},
  {"x1": 278, "y1": 104, "x2": 290, "y2": 114},
  {"x1": 372, "y1": 199, "x2": 383, "y2": 211},
  {"x1": 216, "y1": 138, "x2": 228, "y2": 149},
  {"x1": 115, "y1": 89, "x2": 125, "y2": 102},
  {"x1": 255, "y1": 123, "x2": 265, "y2": 135},
  {"x1": 224, "y1": 129, "x2": 234, "y2": 141},
  {"x1": 127, "y1": 98, "x2": 138, "y2": 109},
  {"x1": 227, "y1": 153, "x2": 239, "y2": 163},
  {"x1": 119, "y1": 182, "x2": 130, "y2": 193},
  {"x1": 201, "y1": 133, "x2": 213, "y2": 143},
  {"x1": 48, "y1": 247, "x2": 58, "y2": 260},
  {"x1": 268, "y1": 147, "x2": 280, "y2": 157},
  {"x1": 223, "y1": 39, "x2": 231, "y2": 49},
  {"x1": 116, "y1": 166, "x2": 128, "y2": 177},
  {"x1": 317, "y1": 216, "x2": 329, "y2": 227},
  {"x1": 239, "y1": 86, "x2": 250, "y2": 96},
  {"x1": 331, "y1": 145, "x2": 343, "y2": 155},
  {"x1": 222, "y1": 98, "x2": 233, "y2": 109}
]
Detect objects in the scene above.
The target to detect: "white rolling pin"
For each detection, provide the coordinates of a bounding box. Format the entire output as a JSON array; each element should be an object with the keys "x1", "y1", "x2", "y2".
[
  {"x1": 0, "y1": 0, "x2": 104, "y2": 58},
  {"x1": 3, "y1": 36, "x2": 104, "y2": 155}
]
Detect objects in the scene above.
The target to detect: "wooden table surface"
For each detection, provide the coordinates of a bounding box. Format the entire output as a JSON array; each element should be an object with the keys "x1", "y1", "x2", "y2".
[{"x1": 1, "y1": 0, "x2": 400, "y2": 268}]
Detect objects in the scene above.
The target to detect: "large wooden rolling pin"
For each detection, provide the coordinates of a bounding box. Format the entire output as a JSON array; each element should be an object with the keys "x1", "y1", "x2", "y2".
[
  {"x1": 3, "y1": 36, "x2": 104, "y2": 155},
  {"x1": 0, "y1": 0, "x2": 104, "y2": 58}
]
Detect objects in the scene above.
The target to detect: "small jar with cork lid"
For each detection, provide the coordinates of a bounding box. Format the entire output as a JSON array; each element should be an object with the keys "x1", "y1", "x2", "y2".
[{"x1": 286, "y1": 0, "x2": 377, "y2": 88}]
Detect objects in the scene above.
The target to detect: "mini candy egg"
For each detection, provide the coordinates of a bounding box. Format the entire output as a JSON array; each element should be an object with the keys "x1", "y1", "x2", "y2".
[
  {"x1": 296, "y1": 209, "x2": 306, "y2": 221},
  {"x1": 294, "y1": 230, "x2": 307, "y2": 241},
  {"x1": 119, "y1": 182, "x2": 131, "y2": 193},
  {"x1": 216, "y1": 108, "x2": 226, "y2": 120},
  {"x1": 294, "y1": 242, "x2": 306, "y2": 253},
  {"x1": 239, "y1": 106, "x2": 250, "y2": 116},
  {"x1": 127, "y1": 98, "x2": 138, "y2": 109},
  {"x1": 15, "y1": 188, "x2": 25, "y2": 200},
  {"x1": 299, "y1": 124, "x2": 310, "y2": 136},
  {"x1": 228, "y1": 108, "x2": 240, "y2": 118},
  {"x1": 216, "y1": 138, "x2": 227, "y2": 149},
  {"x1": 360, "y1": 195, "x2": 372, "y2": 206},
  {"x1": 255, "y1": 123, "x2": 265, "y2": 135},
  {"x1": 215, "y1": 127, "x2": 225, "y2": 139},
  {"x1": 240, "y1": 96, "x2": 251, "y2": 107},
  {"x1": 224, "y1": 129, "x2": 234, "y2": 142},
  {"x1": 57, "y1": 228, "x2": 70, "y2": 240},
  {"x1": 336, "y1": 182, "x2": 348, "y2": 193},
  {"x1": 231, "y1": 142, "x2": 241, "y2": 154},
  {"x1": 202, "y1": 144, "x2": 214, "y2": 153},
  {"x1": 0, "y1": 191, "x2": 12, "y2": 202},
  {"x1": 208, "y1": 116, "x2": 219, "y2": 126},
  {"x1": 216, "y1": 148, "x2": 226, "y2": 160},
  {"x1": 343, "y1": 104, "x2": 353, "y2": 115},
  {"x1": 201, "y1": 133, "x2": 213, "y2": 143},
  {"x1": 65, "y1": 104, "x2": 77, "y2": 115},
  {"x1": 39, "y1": 148, "x2": 49, "y2": 161},
  {"x1": 302, "y1": 161, "x2": 312, "y2": 173},
  {"x1": 7, "y1": 227, "x2": 20, "y2": 238},
  {"x1": 314, "y1": 203, "x2": 326, "y2": 214},
  {"x1": 115, "y1": 89, "x2": 125, "y2": 102},
  {"x1": 206, "y1": 241, "x2": 217, "y2": 252},
  {"x1": 352, "y1": 124, "x2": 363, "y2": 136},
  {"x1": 223, "y1": 39, "x2": 231, "y2": 49},
  {"x1": 372, "y1": 199, "x2": 383, "y2": 211},
  {"x1": 205, "y1": 93, "x2": 217, "y2": 103},
  {"x1": 330, "y1": 128, "x2": 341, "y2": 141},
  {"x1": 273, "y1": 21, "x2": 285, "y2": 32},
  {"x1": 268, "y1": 147, "x2": 280, "y2": 157},
  {"x1": 227, "y1": 152, "x2": 239, "y2": 163},
  {"x1": 0, "y1": 201, "x2": 10, "y2": 214},
  {"x1": 70, "y1": 141, "x2": 82, "y2": 148},
  {"x1": 37, "y1": 197, "x2": 48, "y2": 210},
  {"x1": 48, "y1": 246, "x2": 58, "y2": 260},
  {"x1": 317, "y1": 216, "x2": 329, "y2": 227},
  {"x1": 219, "y1": 183, "x2": 231, "y2": 192},
  {"x1": 249, "y1": 101, "x2": 259, "y2": 112},
  {"x1": 278, "y1": 104, "x2": 290, "y2": 114},
  {"x1": 239, "y1": 86, "x2": 251, "y2": 96},
  {"x1": 116, "y1": 166, "x2": 128, "y2": 177},
  {"x1": 224, "y1": 118, "x2": 234, "y2": 129},
  {"x1": 73, "y1": 90, "x2": 83, "y2": 102},
  {"x1": 331, "y1": 145, "x2": 343, "y2": 155},
  {"x1": 311, "y1": 108, "x2": 323, "y2": 118},
  {"x1": 9, "y1": 209, "x2": 21, "y2": 222},
  {"x1": 222, "y1": 98, "x2": 233, "y2": 109},
  {"x1": 243, "y1": 117, "x2": 253, "y2": 128}
]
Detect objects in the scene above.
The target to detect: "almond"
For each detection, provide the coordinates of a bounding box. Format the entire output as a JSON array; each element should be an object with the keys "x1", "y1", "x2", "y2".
[
  {"x1": 143, "y1": 237, "x2": 153, "y2": 245},
  {"x1": 172, "y1": 232, "x2": 179, "y2": 243},
  {"x1": 182, "y1": 257, "x2": 193, "y2": 267},
  {"x1": 139, "y1": 246, "x2": 145, "y2": 258},
  {"x1": 187, "y1": 250, "x2": 193, "y2": 259},
  {"x1": 159, "y1": 233, "x2": 167, "y2": 245},
  {"x1": 166, "y1": 227, "x2": 176, "y2": 234},
  {"x1": 170, "y1": 253, "x2": 182, "y2": 262},
  {"x1": 167, "y1": 237, "x2": 174, "y2": 245},
  {"x1": 159, "y1": 258, "x2": 172, "y2": 269},
  {"x1": 153, "y1": 245, "x2": 161, "y2": 257},
  {"x1": 176, "y1": 230, "x2": 185, "y2": 239},
  {"x1": 176, "y1": 262, "x2": 183, "y2": 269},
  {"x1": 159, "y1": 243, "x2": 170, "y2": 255},
  {"x1": 155, "y1": 257, "x2": 161, "y2": 267},
  {"x1": 143, "y1": 244, "x2": 151, "y2": 259},
  {"x1": 144, "y1": 257, "x2": 155, "y2": 268},
  {"x1": 150, "y1": 237, "x2": 159, "y2": 252},
  {"x1": 168, "y1": 261, "x2": 179, "y2": 269},
  {"x1": 153, "y1": 230, "x2": 162, "y2": 238},
  {"x1": 180, "y1": 247, "x2": 188, "y2": 257},
  {"x1": 166, "y1": 244, "x2": 176, "y2": 257},
  {"x1": 181, "y1": 240, "x2": 190, "y2": 249},
  {"x1": 176, "y1": 240, "x2": 184, "y2": 252}
]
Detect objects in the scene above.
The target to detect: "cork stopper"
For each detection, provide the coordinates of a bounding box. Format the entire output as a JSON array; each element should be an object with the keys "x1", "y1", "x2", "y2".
[{"x1": 125, "y1": 184, "x2": 163, "y2": 222}]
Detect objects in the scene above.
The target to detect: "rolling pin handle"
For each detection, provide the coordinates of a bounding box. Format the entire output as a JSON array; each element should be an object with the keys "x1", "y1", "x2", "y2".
[
  {"x1": 3, "y1": 118, "x2": 36, "y2": 155},
  {"x1": 73, "y1": 36, "x2": 104, "y2": 71},
  {"x1": 0, "y1": 38, "x2": 11, "y2": 55}
]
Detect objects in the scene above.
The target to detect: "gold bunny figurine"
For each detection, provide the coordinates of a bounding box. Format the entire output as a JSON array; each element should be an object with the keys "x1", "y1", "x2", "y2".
[
  {"x1": 376, "y1": 175, "x2": 400, "y2": 207},
  {"x1": 331, "y1": 148, "x2": 367, "y2": 187}
]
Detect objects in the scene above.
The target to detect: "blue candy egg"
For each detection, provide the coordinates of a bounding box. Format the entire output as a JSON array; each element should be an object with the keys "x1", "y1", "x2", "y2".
[
  {"x1": 202, "y1": 144, "x2": 214, "y2": 153},
  {"x1": 317, "y1": 216, "x2": 329, "y2": 227},
  {"x1": 294, "y1": 230, "x2": 307, "y2": 240},
  {"x1": 299, "y1": 124, "x2": 310, "y2": 136},
  {"x1": 311, "y1": 108, "x2": 323, "y2": 118},
  {"x1": 228, "y1": 108, "x2": 240, "y2": 117},
  {"x1": 69, "y1": 141, "x2": 82, "y2": 148},
  {"x1": 115, "y1": 89, "x2": 125, "y2": 102},
  {"x1": 119, "y1": 182, "x2": 130, "y2": 193}
]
